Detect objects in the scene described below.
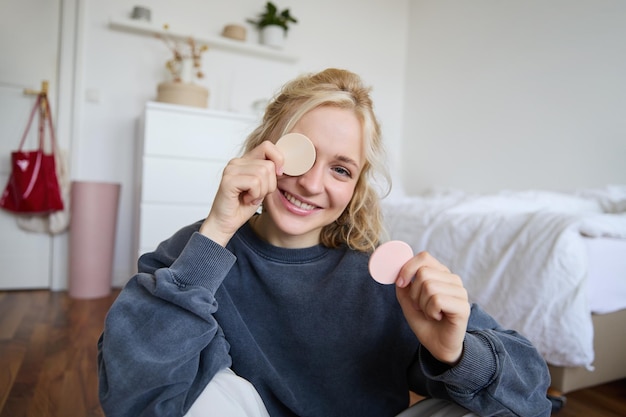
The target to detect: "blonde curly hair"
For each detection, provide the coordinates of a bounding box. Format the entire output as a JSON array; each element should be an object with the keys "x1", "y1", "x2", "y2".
[{"x1": 243, "y1": 68, "x2": 391, "y2": 253}]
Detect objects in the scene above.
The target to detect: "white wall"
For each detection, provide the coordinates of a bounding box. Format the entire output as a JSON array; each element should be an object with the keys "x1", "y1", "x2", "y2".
[
  {"x1": 403, "y1": 0, "x2": 626, "y2": 194},
  {"x1": 74, "y1": 0, "x2": 409, "y2": 286},
  {"x1": 16, "y1": 0, "x2": 624, "y2": 289}
]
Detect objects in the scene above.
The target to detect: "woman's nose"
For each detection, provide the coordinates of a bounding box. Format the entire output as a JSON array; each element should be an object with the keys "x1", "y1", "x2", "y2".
[{"x1": 296, "y1": 162, "x2": 324, "y2": 194}]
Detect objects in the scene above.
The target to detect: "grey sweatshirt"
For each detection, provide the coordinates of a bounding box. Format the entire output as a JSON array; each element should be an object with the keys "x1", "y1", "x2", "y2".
[{"x1": 98, "y1": 220, "x2": 552, "y2": 417}]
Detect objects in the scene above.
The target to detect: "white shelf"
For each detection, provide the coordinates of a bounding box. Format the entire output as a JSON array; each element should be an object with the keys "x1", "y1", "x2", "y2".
[{"x1": 109, "y1": 18, "x2": 298, "y2": 63}]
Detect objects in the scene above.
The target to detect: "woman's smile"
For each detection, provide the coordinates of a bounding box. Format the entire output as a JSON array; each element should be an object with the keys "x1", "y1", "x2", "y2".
[{"x1": 281, "y1": 190, "x2": 319, "y2": 212}]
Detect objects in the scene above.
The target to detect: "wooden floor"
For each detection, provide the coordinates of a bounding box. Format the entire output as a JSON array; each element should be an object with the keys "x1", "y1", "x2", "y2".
[
  {"x1": 0, "y1": 290, "x2": 625, "y2": 417},
  {"x1": 0, "y1": 290, "x2": 116, "y2": 417}
]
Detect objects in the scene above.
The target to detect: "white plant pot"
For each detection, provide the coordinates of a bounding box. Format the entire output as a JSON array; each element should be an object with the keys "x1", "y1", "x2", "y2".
[{"x1": 260, "y1": 25, "x2": 285, "y2": 49}]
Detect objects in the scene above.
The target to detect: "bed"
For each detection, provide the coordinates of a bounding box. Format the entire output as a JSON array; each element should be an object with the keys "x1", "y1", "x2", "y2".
[{"x1": 381, "y1": 185, "x2": 626, "y2": 395}]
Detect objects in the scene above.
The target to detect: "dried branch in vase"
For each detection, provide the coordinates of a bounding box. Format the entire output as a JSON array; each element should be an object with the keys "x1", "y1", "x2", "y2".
[{"x1": 157, "y1": 24, "x2": 209, "y2": 83}]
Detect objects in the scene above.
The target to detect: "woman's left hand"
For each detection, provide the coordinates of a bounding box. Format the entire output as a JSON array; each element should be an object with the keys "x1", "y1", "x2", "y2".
[{"x1": 395, "y1": 251, "x2": 471, "y2": 366}]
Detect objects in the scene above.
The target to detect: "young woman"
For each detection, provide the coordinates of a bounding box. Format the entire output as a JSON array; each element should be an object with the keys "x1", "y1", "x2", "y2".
[{"x1": 98, "y1": 68, "x2": 552, "y2": 417}]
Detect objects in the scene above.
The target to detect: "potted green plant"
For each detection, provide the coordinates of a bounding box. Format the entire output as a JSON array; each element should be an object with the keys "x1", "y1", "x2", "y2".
[{"x1": 247, "y1": 2, "x2": 298, "y2": 49}]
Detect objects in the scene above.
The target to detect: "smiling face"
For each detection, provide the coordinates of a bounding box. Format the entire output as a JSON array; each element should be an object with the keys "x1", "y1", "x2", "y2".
[{"x1": 257, "y1": 106, "x2": 364, "y2": 248}]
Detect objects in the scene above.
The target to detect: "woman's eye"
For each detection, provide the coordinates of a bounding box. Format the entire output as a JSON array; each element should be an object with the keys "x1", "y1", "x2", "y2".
[{"x1": 333, "y1": 166, "x2": 352, "y2": 178}]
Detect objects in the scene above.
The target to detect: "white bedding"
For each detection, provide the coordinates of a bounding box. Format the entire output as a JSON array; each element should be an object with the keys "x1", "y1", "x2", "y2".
[{"x1": 381, "y1": 185, "x2": 626, "y2": 368}]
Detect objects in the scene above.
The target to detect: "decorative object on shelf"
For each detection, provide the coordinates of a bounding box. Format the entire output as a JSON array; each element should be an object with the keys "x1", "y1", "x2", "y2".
[
  {"x1": 157, "y1": 82, "x2": 209, "y2": 108},
  {"x1": 247, "y1": 2, "x2": 298, "y2": 49},
  {"x1": 131, "y1": 5, "x2": 151, "y2": 22},
  {"x1": 222, "y1": 24, "x2": 247, "y2": 41},
  {"x1": 156, "y1": 24, "x2": 209, "y2": 108},
  {"x1": 159, "y1": 24, "x2": 208, "y2": 82}
]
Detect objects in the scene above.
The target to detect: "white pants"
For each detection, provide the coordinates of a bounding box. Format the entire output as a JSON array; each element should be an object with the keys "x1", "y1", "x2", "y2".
[
  {"x1": 184, "y1": 368, "x2": 477, "y2": 417},
  {"x1": 183, "y1": 368, "x2": 270, "y2": 417},
  {"x1": 396, "y1": 399, "x2": 479, "y2": 417}
]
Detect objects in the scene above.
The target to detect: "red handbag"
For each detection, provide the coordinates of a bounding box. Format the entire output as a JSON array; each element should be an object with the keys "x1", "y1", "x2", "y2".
[{"x1": 0, "y1": 93, "x2": 64, "y2": 214}]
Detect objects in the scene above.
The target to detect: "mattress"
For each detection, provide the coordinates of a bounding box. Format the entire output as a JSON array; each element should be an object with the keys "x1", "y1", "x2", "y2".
[{"x1": 585, "y1": 236, "x2": 626, "y2": 314}]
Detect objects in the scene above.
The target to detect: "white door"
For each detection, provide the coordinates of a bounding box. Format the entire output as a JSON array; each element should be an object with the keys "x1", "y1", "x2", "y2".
[{"x1": 0, "y1": 0, "x2": 62, "y2": 289}]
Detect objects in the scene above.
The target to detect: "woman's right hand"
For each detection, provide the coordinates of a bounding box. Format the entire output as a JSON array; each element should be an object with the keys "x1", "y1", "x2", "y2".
[{"x1": 199, "y1": 141, "x2": 284, "y2": 246}]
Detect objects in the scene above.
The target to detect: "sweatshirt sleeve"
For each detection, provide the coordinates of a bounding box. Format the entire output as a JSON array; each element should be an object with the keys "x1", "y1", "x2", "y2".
[
  {"x1": 408, "y1": 304, "x2": 553, "y2": 417},
  {"x1": 97, "y1": 224, "x2": 237, "y2": 417}
]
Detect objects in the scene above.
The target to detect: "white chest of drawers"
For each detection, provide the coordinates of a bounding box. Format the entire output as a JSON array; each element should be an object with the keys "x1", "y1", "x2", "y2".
[{"x1": 134, "y1": 102, "x2": 257, "y2": 258}]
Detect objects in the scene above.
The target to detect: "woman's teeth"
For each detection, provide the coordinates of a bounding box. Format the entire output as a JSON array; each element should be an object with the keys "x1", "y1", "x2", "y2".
[{"x1": 284, "y1": 192, "x2": 315, "y2": 210}]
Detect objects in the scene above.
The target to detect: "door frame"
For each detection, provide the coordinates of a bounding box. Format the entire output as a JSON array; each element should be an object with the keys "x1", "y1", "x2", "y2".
[{"x1": 50, "y1": 0, "x2": 85, "y2": 290}]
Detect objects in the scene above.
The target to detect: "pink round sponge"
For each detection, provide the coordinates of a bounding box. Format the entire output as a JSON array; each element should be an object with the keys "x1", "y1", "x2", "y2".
[{"x1": 368, "y1": 240, "x2": 414, "y2": 284}]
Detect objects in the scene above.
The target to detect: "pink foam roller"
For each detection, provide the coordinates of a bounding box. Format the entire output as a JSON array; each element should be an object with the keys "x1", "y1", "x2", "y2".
[{"x1": 68, "y1": 181, "x2": 121, "y2": 299}]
